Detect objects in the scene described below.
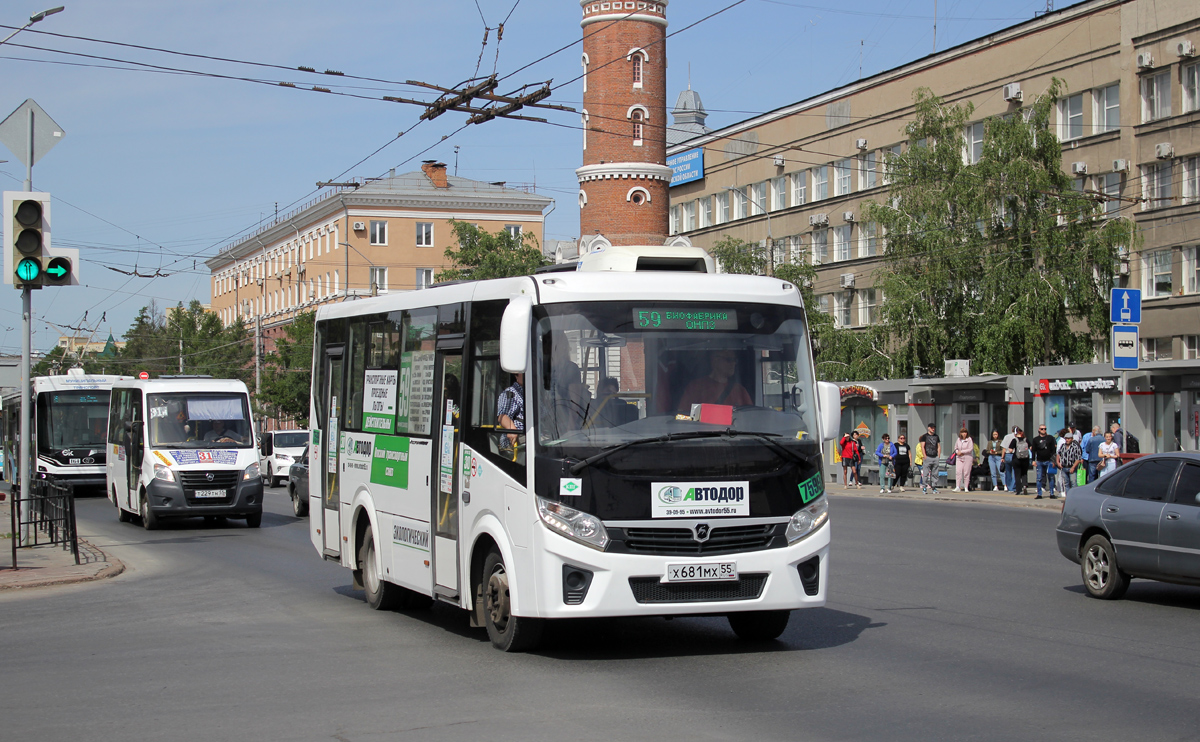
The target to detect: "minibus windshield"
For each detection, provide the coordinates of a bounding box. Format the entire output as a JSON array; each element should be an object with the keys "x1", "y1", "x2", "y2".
[
  {"x1": 534, "y1": 301, "x2": 817, "y2": 460},
  {"x1": 148, "y1": 393, "x2": 253, "y2": 448}
]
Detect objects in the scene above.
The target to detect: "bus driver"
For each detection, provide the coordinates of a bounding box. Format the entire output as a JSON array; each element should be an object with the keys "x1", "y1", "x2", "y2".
[{"x1": 678, "y1": 349, "x2": 751, "y2": 410}]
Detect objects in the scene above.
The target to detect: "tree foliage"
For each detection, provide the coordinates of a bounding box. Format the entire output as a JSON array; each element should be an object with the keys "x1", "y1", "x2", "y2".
[
  {"x1": 861, "y1": 82, "x2": 1138, "y2": 376},
  {"x1": 116, "y1": 300, "x2": 253, "y2": 381},
  {"x1": 259, "y1": 311, "x2": 315, "y2": 426},
  {"x1": 436, "y1": 220, "x2": 548, "y2": 282}
]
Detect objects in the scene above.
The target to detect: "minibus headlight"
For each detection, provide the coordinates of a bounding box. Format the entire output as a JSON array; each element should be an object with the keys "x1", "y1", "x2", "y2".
[
  {"x1": 537, "y1": 496, "x2": 609, "y2": 551},
  {"x1": 785, "y1": 497, "x2": 829, "y2": 543},
  {"x1": 274, "y1": 453, "x2": 291, "y2": 461},
  {"x1": 244, "y1": 463, "x2": 261, "y2": 481},
  {"x1": 153, "y1": 463, "x2": 175, "y2": 483}
]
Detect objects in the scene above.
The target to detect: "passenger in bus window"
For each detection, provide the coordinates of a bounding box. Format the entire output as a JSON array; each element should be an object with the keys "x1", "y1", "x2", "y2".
[
  {"x1": 160, "y1": 405, "x2": 190, "y2": 443},
  {"x1": 678, "y1": 349, "x2": 751, "y2": 411},
  {"x1": 497, "y1": 372, "x2": 525, "y2": 447},
  {"x1": 204, "y1": 420, "x2": 244, "y2": 444}
]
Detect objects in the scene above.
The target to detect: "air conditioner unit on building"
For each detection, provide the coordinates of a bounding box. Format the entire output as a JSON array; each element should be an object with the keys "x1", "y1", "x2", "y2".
[
  {"x1": 1136, "y1": 52, "x2": 1154, "y2": 69},
  {"x1": 773, "y1": 155, "x2": 786, "y2": 167},
  {"x1": 297, "y1": 264, "x2": 306, "y2": 275},
  {"x1": 1155, "y1": 143, "x2": 1174, "y2": 159},
  {"x1": 1071, "y1": 162, "x2": 1088, "y2": 175},
  {"x1": 1112, "y1": 159, "x2": 1129, "y2": 172},
  {"x1": 352, "y1": 221, "x2": 366, "y2": 231},
  {"x1": 1118, "y1": 261, "x2": 1130, "y2": 276},
  {"x1": 809, "y1": 213, "x2": 829, "y2": 227},
  {"x1": 839, "y1": 273, "x2": 855, "y2": 288},
  {"x1": 945, "y1": 359, "x2": 971, "y2": 378},
  {"x1": 843, "y1": 211, "x2": 856, "y2": 222},
  {"x1": 1002, "y1": 82, "x2": 1023, "y2": 102},
  {"x1": 855, "y1": 138, "x2": 868, "y2": 150},
  {"x1": 1177, "y1": 40, "x2": 1197, "y2": 57}
]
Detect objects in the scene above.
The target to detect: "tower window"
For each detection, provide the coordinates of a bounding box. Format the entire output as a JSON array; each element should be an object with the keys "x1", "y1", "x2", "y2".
[
  {"x1": 632, "y1": 110, "x2": 643, "y2": 145},
  {"x1": 632, "y1": 55, "x2": 643, "y2": 88}
]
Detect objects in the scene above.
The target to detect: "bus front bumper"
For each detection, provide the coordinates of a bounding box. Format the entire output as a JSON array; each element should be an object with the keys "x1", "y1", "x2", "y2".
[
  {"x1": 144, "y1": 477, "x2": 264, "y2": 519},
  {"x1": 527, "y1": 520, "x2": 830, "y2": 619}
]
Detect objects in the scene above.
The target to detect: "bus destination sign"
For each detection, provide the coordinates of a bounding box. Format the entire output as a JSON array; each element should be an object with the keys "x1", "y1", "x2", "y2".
[{"x1": 633, "y1": 309, "x2": 738, "y2": 331}]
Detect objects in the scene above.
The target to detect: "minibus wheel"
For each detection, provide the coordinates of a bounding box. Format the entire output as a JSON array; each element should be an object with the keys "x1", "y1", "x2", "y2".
[
  {"x1": 481, "y1": 549, "x2": 543, "y2": 652},
  {"x1": 245, "y1": 512, "x2": 262, "y2": 528},
  {"x1": 139, "y1": 492, "x2": 159, "y2": 531},
  {"x1": 115, "y1": 488, "x2": 132, "y2": 523},
  {"x1": 727, "y1": 610, "x2": 791, "y2": 641}
]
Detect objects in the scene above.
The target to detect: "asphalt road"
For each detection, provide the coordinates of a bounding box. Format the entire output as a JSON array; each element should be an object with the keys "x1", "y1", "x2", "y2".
[{"x1": 2, "y1": 490, "x2": 1199, "y2": 741}]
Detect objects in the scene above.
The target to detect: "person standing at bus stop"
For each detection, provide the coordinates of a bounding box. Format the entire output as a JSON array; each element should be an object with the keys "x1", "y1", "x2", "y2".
[{"x1": 918, "y1": 424, "x2": 941, "y2": 495}]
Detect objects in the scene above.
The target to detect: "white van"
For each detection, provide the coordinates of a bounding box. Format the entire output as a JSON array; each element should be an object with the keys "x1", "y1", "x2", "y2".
[
  {"x1": 258, "y1": 429, "x2": 308, "y2": 487},
  {"x1": 107, "y1": 378, "x2": 263, "y2": 529}
]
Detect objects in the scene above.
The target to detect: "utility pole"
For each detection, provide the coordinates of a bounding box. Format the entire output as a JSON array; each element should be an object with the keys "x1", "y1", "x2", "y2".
[
  {"x1": 178, "y1": 336, "x2": 183, "y2": 373},
  {"x1": 255, "y1": 314, "x2": 261, "y2": 399}
]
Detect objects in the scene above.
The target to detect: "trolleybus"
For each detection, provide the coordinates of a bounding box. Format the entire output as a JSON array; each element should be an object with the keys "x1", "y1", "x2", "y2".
[{"x1": 308, "y1": 271, "x2": 839, "y2": 651}]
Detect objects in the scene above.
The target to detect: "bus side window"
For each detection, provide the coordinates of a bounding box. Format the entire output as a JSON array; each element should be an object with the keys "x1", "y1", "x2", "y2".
[
  {"x1": 465, "y1": 299, "x2": 525, "y2": 477},
  {"x1": 346, "y1": 319, "x2": 369, "y2": 431}
]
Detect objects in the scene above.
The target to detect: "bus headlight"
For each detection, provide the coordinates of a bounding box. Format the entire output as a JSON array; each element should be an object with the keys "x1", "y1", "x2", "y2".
[
  {"x1": 537, "y1": 496, "x2": 609, "y2": 551},
  {"x1": 785, "y1": 498, "x2": 829, "y2": 543},
  {"x1": 153, "y1": 464, "x2": 175, "y2": 482},
  {"x1": 244, "y1": 463, "x2": 261, "y2": 481}
]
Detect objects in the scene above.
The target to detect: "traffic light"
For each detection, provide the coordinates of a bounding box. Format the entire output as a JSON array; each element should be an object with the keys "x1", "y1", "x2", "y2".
[{"x1": 4, "y1": 191, "x2": 51, "y2": 289}]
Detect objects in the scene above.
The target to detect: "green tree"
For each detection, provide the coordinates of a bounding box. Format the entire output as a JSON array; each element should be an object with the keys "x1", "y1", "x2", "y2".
[
  {"x1": 862, "y1": 82, "x2": 1138, "y2": 376},
  {"x1": 436, "y1": 220, "x2": 548, "y2": 282},
  {"x1": 259, "y1": 311, "x2": 315, "y2": 426},
  {"x1": 117, "y1": 300, "x2": 253, "y2": 381}
]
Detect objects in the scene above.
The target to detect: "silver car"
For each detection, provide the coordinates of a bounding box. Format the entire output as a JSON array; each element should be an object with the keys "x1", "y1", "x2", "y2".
[{"x1": 1057, "y1": 453, "x2": 1200, "y2": 599}]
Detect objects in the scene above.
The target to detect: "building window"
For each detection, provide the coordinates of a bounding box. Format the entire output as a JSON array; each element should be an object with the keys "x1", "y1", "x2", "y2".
[
  {"x1": 812, "y1": 166, "x2": 828, "y2": 201},
  {"x1": 681, "y1": 201, "x2": 695, "y2": 232},
  {"x1": 1183, "y1": 156, "x2": 1200, "y2": 205},
  {"x1": 698, "y1": 197, "x2": 712, "y2": 228},
  {"x1": 834, "y1": 291, "x2": 852, "y2": 328},
  {"x1": 669, "y1": 205, "x2": 679, "y2": 235},
  {"x1": 1143, "y1": 337, "x2": 1172, "y2": 361},
  {"x1": 833, "y1": 225, "x2": 852, "y2": 262},
  {"x1": 882, "y1": 144, "x2": 902, "y2": 185},
  {"x1": 416, "y1": 268, "x2": 433, "y2": 290},
  {"x1": 1141, "y1": 72, "x2": 1171, "y2": 122},
  {"x1": 1144, "y1": 249, "x2": 1173, "y2": 297},
  {"x1": 416, "y1": 222, "x2": 433, "y2": 247},
  {"x1": 750, "y1": 182, "x2": 766, "y2": 216},
  {"x1": 732, "y1": 187, "x2": 748, "y2": 220},
  {"x1": 965, "y1": 122, "x2": 985, "y2": 163},
  {"x1": 817, "y1": 295, "x2": 830, "y2": 316},
  {"x1": 834, "y1": 159, "x2": 853, "y2": 196},
  {"x1": 788, "y1": 235, "x2": 804, "y2": 264},
  {"x1": 1094, "y1": 83, "x2": 1120, "y2": 133},
  {"x1": 632, "y1": 54, "x2": 643, "y2": 88},
  {"x1": 791, "y1": 170, "x2": 807, "y2": 206},
  {"x1": 858, "y1": 222, "x2": 878, "y2": 258},
  {"x1": 858, "y1": 288, "x2": 877, "y2": 326},
  {"x1": 1101, "y1": 172, "x2": 1122, "y2": 217},
  {"x1": 505, "y1": 224, "x2": 522, "y2": 239},
  {"x1": 369, "y1": 266, "x2": 388, "y2": 294},
  {"x1": 771, "y1": 177, "x2": 787, "y2": 211},
  {"x1": 811, "y1": 229, "x2": 828, "y2": 265},
  {"x1": 1185, "y1": 335, "x2": 1200, "y2": 360},
  {"x1": 1185, "y1": 62, "x2": 1199, "y2": 113},
  {"x1": 1058, "y1": 95, "x2": 1083, "y2": 141},
  {"x1": 714, "y1": 192, "x2": 729, "y2": 225},
  {"x1": 1187, "y1": 246, "x2": 1199, "y2": 294},
  {"x1": 859, "y1": 151, "x2": 877, "y2": 190},
  {"x1": 1143, "y1": 162, "x2": 1173, "y2": 210},
  {"x1": 631, "y1": 109, "x2": 644, "y2": 145}
]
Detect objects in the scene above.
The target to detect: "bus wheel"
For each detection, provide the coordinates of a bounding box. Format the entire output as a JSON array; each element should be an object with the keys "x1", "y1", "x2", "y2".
[
  {"x1": 139, "y1": 492, "x2": 159, "y2": 531},
  {"x1": 482, "y1": 550, "x2": 543, "y2": 652},
  {"x1": 361, "y1": 529, "x2": 402, "y2": 610},
  {"x1": 728, "y1": 610, "x2": 791, "y2": 642},
  {"x1": 115, "y1": 489, "x2": 132, "y2": 523},
  {"x1": 245, "y1": 512, "x2": 262, "y2": 529}
]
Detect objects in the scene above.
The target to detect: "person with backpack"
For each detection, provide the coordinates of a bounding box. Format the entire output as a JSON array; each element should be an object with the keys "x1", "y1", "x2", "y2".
[
  {"x1": 839, "y1": 431, "x2": 860, "y2": 488},
  {"x1": 875, "y1": 433, "x2": 897, "y2": 493},
  {"x1": 1083, "y1": 425, "x2": 1103, "y2": 482},
  {"x1": 918, "y1": 423, "x2": 942, "y2": 494},
  {"x1": 1031, "y1": 424, "x2": 1058, "y2": 499},
  {"x1": 1001, "y1": 425, "x2": 1019, "y2": 492},
  {"x1": 1008, "y1": 428, "x2": 1032, "y2": 495}
]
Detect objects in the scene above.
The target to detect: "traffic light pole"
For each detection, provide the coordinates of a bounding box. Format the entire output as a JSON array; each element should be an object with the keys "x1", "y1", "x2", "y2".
[{"x1": 19, "y1": 286, "x2": 30, "y2": 544}]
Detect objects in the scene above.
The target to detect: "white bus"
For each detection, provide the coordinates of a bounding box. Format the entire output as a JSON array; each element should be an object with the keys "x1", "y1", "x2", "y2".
[
  {"x1": 308, "y1": 271, "x2": 839, "y2": 651},
  {"x1": 1, "y1": 369, "x2": 131, "y2": 493},
  {"x1": 107, "y1": 377, "x2": 263, "y2": 529}
]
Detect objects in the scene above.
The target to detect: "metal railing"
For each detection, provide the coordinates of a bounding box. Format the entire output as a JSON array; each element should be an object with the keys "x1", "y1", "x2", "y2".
[{"x1": 9, "y1": 478, "x2": 79, "y2": 569}]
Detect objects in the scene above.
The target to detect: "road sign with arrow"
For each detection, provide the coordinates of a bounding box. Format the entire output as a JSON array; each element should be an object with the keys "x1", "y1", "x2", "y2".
[{"x1": 1109, "y1": 288, "x2": 1141, "y2": 324}]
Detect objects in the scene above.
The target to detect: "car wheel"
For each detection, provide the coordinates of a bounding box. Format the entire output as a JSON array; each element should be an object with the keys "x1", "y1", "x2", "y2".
[
  {"x1": 272, "y1": 476, "x2": 282, "y2": 488},
  {"x1": 1082, "y1": 534, "x2": 1130, "y2": 600},
  {"x1": 291, "y1": 486, "x2": 308, "y2": 517},
  {"x1": 139, "y1": 491, "x2": 159, "y2": 531},
  {"x1": 481, "y1": 549, "x2": 543, "y2": 652},
  {"x1": 728, "y1": 610, "x2": 791, "y2": 641},
  {"x1": 361, "y1": 529, "x2": 403, "y2": 610},
  {"x1": 245, "y1": 511, "x2": 262, "y2": 528}
]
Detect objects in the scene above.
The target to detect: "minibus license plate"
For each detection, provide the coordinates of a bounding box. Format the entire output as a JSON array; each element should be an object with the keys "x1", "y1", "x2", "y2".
[
  {"x1": 194, "y1": 489, "x2": 226, "y2": 499},
  {"x1": 664, "y1": 562, "x2": 737, "y2": 583}
]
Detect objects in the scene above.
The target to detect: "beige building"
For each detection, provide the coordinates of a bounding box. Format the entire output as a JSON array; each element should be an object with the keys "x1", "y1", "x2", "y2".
[
  {"x1": 206, "y1": 162, "x2": 552, "y2": 343},
  {"x1": 668, "y1": 0, "x2": 1200, "y2": 362}
]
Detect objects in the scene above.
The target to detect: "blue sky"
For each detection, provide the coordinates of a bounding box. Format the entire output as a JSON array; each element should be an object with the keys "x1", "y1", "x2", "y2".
[{"x1": 0, "y1": 0, "x2": 1052, "y2": 352}]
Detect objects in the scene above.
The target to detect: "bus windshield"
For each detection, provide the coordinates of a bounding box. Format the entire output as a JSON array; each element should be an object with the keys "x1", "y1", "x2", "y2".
[
  {"x1": 40, "y1": 392, "x2": 110, "y2": 450},
  {"x1": 148, "y1": 393, "x2": 253, "y2": 449},
  {"x1": 534, "y1": 301, "x2": 817, "y2": 459}
]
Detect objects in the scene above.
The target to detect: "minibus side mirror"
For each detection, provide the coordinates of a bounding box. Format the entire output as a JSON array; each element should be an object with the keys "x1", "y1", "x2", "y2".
[
  {"x1": 816, "y1": 381, "x2": 841, "y2": 443},
  {"x1": 500, "y1": 295, "x2": 532, "y2": 374}
]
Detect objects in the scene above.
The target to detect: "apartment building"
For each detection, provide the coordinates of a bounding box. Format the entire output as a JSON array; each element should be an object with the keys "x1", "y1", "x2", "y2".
[
  {"x1": 667, "y1": 0, "x2": 1200, "y2": 361},
  {"x1": 206, "y1": 162, "x2": 551, "y2": 344}
]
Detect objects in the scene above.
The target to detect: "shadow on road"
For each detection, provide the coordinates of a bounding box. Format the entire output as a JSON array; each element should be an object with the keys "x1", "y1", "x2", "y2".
[{"x1": 1063, "y1": 582, "x2": 1200, "y2": 609}]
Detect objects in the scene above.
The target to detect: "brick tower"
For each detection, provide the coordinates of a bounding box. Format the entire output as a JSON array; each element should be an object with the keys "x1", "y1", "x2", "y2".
[{"x1": 577, "y1": 0, "x2": 672, "y2": 249}]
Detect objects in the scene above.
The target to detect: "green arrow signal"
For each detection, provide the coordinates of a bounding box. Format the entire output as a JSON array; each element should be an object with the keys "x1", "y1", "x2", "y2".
[
  {"x1": 16, "y1": 258, "x2": 41, "y2": 283},
  {"x1": 47, "y1": 263, "x2": 66, "y2": 278}
]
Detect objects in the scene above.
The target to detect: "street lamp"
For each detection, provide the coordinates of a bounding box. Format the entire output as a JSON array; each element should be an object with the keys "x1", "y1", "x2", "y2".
[
  {"x1": 725, "y1": 185, "x2": 774, "y2": 275},
  {"x1": 0, "y1": 6, "x2": 65, "y2": 47}
]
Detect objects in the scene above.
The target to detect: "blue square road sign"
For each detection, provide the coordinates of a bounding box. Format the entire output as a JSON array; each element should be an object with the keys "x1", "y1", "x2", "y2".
[
  {"x1": 1110, "y1": 288, "x2": 1141, "y2": 324},
  {"x1": 1112, "y1": 325, "x2": 1139, "y2": 371}
]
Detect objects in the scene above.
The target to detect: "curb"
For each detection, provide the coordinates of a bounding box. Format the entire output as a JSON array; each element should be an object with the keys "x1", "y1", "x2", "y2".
[
  {"x1": 0, "y1": 538, "x2": 126, "y2": 591},
  {"x1": 829, "y1": 487, "x2": 1065, "y2": 511}
]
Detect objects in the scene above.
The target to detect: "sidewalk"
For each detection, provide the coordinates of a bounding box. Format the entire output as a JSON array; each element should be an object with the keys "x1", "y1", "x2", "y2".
[
  {"x1": 0, "y1": 492, "x2": 125, "y2": 590},
  {"x1": 827, "y1": 480, "x2": 1066, "y2": 510}
]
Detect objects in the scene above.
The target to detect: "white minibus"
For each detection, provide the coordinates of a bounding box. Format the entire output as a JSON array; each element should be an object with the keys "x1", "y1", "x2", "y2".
[
  {"x1": 308, "y1": 271, "x2": 839, "y2": 650},
  {"x1": 107, "y1": 377, "x2": 263, "y2": 529}
]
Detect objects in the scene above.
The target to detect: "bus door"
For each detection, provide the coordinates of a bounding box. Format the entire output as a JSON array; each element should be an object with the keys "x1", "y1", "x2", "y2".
[
  {"x1": 433, "y1": 348, "x2": 463, "y2": 597},
  {"x1": 323, "y1": 346, "x2": 345, "y2": 558},
  {"x1": 124, "y1": 390, "x2": 143, "y2": 511}
]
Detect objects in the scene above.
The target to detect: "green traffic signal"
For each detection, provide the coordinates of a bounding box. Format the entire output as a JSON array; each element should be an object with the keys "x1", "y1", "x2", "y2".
[
  {"x1": 44, "y1": 256, "x2": 70, "y2": 285},
  {"x1": 16, "y1": 257, "x2": 41, "y2": 283}
]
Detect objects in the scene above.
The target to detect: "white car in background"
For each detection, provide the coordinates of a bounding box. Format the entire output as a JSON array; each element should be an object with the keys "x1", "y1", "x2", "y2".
[{"x1": 259, "y1": 429, "x2": 308, "y2": 487}]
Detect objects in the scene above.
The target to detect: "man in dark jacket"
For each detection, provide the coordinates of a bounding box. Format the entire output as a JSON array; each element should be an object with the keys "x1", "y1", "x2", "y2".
[{"x1": 1031, "y1": 425, "x2": 1058, "y2": 499}]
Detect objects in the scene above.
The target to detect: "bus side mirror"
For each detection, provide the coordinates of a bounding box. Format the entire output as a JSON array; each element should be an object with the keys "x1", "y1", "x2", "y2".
[
  {"x1": 500, "y1": 295, "x2": 532, "y2": 374},
  {"x1": 816, "y1": 381, "x2": 841, "y2": 443}
]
